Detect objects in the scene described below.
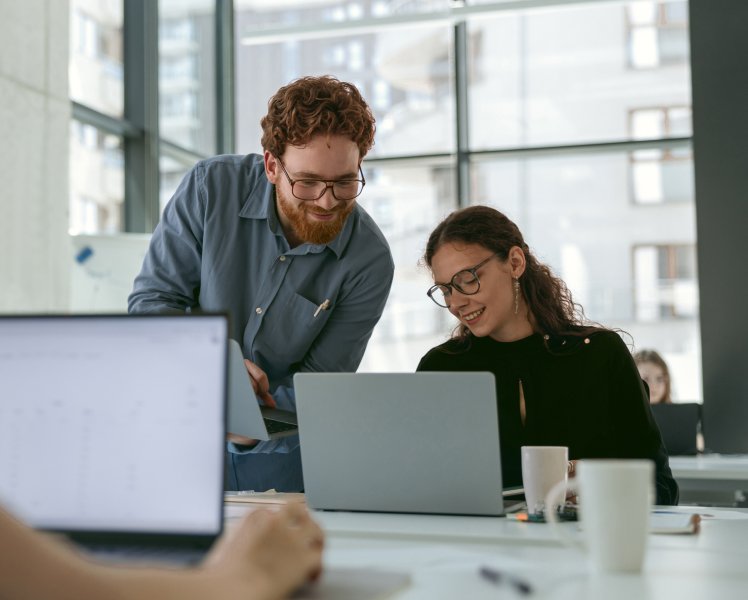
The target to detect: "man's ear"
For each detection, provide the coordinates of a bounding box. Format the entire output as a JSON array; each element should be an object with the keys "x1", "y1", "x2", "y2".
[
  {"x1": 264, "y1": 151, "x2": 279, "y2": 184},
  {"x1": 508, "y1": 246, "x2": 527, "y2": 278}
]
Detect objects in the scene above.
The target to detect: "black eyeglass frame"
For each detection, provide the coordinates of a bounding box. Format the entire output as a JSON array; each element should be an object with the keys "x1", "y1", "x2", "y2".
[
  {"x1": 275, "y1": 156, "x2": 366, "y2": 202},
  {"x1": 426, "y1": 253, "x2": 499, "y2": 308}
]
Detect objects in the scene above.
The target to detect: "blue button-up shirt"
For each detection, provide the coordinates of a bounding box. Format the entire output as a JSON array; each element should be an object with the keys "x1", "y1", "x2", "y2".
[{"x1": 128, "y1": 154, "x2": 394, "y2": 491}]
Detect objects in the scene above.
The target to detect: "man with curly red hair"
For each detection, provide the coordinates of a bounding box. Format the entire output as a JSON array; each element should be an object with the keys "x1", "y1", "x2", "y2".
[{"x1": 129, "y1": 76, "x2": 394, "y2": 492}]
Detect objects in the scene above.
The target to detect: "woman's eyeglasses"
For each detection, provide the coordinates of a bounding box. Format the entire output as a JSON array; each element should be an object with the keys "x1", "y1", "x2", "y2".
[{"x1": 426, "y1": 254, "x2": 498, "y2": 308}]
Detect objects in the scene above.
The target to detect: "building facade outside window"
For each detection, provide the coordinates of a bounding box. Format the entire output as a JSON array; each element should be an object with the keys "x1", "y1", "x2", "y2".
[
  {"x1": 67, "y1": 0, "x2": 699, "y2": 399},
  {"x1": 68, "y1": 0, "x2": 125, "y2": 235},
  {"x1": 233, "y1": 0, "x2": 699, "y2": 399}
]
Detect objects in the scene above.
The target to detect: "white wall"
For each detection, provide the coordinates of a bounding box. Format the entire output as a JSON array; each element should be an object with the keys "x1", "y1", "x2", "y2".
[{"x1": 0, "y1": 0, "x2": 70, "y2": 312}]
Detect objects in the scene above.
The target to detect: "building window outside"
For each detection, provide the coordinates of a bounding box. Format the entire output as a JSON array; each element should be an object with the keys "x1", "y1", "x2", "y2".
[
  {"x1": 634, "y1": 243, "x2": 698, "y2": 321},
  {"x1": 69, "y1": 0, "x2": 124, "y2": 118},
  {"x1": 629, "y1": 106, "x2": 693, "y2": 205},
  {"x1": 69, "y1": 121, "x2": 124, "y2": 235},
  {"x1": 627, "y1": 0, "x2": 689, "y2": 69}
]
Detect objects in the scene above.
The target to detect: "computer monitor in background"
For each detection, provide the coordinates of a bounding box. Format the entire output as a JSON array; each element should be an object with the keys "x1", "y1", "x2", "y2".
[{"x1": 650, "y1": 403, "x2": 701, "y2": 456}]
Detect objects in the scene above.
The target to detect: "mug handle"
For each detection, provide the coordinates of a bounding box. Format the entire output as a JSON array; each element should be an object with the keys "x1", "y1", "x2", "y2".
[{"x1": 545, "y1": 478, "x2": 585, "y2": 552}]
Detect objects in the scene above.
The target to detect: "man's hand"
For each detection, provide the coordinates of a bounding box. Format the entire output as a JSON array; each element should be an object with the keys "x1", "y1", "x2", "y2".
[{"x1": 244, "y1": 359, "x2": 276, "y2": 409}]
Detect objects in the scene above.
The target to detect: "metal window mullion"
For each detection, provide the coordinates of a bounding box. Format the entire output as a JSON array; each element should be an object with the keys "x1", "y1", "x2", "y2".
[
  {"x1": 216, "y1": 0, "x2": 235, "y2": 154},
  {"x1": 124, "y1": 0, "x2": 160, "y2": 233},
  {"x1": 71, "y1": 102, "x2": 139, "y2": 138},
  {"x1": 160, "y1": 139, "x2": 209, "y2": 167},
  {"x1": 454, "y1": 20, "x2": 470, "y2": 208}
]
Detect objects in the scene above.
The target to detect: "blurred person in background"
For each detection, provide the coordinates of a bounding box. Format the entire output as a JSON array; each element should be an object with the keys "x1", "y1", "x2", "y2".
[{"x1": 634, "y1": 349, "x2": 672, "y2": 405}]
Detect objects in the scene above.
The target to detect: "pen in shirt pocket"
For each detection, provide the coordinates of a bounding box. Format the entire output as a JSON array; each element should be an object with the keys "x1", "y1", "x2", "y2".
[{"x1": 313, "y1": 299, "x2": 330, "y2": 318}]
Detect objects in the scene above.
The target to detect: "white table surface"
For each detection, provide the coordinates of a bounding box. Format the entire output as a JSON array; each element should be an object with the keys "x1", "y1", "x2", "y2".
[
  {"x1": 669, "y1": 454, "x2": 748, "y2": 480},
  {"x1": 225, "y1": 503, "x2": 748, "y2": 599}
]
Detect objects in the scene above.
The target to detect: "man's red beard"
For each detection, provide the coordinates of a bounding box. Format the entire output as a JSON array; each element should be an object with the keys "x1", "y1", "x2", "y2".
[{"x1": 276, "y1": 188, "x2": 355, "y2": 245}]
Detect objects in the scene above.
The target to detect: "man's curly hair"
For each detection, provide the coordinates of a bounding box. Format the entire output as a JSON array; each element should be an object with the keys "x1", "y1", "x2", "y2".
[{"x1": 260, "y1": 75, "x2": 375, "y2": 159}]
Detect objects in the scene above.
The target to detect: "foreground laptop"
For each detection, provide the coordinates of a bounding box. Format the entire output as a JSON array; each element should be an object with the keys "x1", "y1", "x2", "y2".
[
  {"x1": 227, "y1": 339, "x2": 298, "y2": 440},
  {"x1": 294, "y1": 372, "x2": 504, "y2": 516},
  {"x1": 0, "y1": 314, "x2": 228, "y2": 565},
  {"x1": 650, "y1": 402, "x2": 701, "y2": 456}
]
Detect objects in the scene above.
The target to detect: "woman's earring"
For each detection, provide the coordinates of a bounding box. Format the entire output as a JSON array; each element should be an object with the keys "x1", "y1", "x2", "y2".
[{"x1": 513, "y1": 277, "x2": 520, "y2": 315}]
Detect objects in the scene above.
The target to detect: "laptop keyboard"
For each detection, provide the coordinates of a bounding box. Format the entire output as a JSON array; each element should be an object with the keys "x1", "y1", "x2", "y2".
[{"x1": 265, "y1": 419, "x2": 297, "y2": 434}]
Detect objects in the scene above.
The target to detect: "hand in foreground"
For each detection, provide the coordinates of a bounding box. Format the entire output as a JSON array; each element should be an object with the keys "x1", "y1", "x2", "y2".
[
  {"x1": 244, "y1": 358, "x2": 276, "y2": 408},
  {"x1": 202, "y1": 505, "x2": 324, "y2": 600}
]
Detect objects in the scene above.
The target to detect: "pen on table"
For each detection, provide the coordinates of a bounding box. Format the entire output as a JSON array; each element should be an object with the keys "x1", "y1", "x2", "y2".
[
  {"x1": 479, "y1": 566, "x2": 533, "y2": 596},
  {"x1": 313, "y1": 299, "x2": 330, "y2": 317}
]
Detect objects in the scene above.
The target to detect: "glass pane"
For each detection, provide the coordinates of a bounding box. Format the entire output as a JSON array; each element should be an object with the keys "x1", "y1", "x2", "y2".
[
  {"x1": 234, "y1": 0, "x2": 451, "y2": 28},
  {"x1": 471, "y1": 150, "x2": 701, "y2": 401},
  {"x1": 235, "y1": 8, "x2": 454, "y2": 157},
  {"x1": 69, "y1": 0, "x2": 124, "y2": 117},
  {"x1": 159, "y1": 154, "x2": 197, "y2": 214},
  {"x1": 69, "y1": 120, "x2": 125, "y2": 234},
  {"x1": 467, "y1": 0, "x2": 691, "y2": 150},
  {"x1": 159, "y1": 0, "x2": 217, "y2": 155},
  {"x1": 356, "y1": 160, "x2": 456, "y2": 372},
  {"x1": 631, "y1": 154, "x2": 694, "y2": 204}
]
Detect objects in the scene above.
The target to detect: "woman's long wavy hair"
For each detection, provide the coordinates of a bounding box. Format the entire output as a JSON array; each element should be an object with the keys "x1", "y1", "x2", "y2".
[{"x1": 424, "y1": 205, "x2": 600, "y2": 344}]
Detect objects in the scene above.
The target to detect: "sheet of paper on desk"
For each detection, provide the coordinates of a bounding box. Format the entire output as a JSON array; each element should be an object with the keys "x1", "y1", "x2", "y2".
[
  {"x1": 224, "y1": 490, "x2": 306, "y2": 504},
  {"x1": 293, "y1": 568, "x2": 410, "y2": 600},
  {"x1": 650, "y1": 512, "x2": 701, "y2": 534}
]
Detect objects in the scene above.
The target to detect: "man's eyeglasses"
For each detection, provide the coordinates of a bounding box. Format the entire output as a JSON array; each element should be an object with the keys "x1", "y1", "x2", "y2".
[
  {"x1": 426, "y1": 254, "x2": 498, "y2": 308},
  {"x1": 276, "y1": 157, "x2": 366, "y2": 202}
]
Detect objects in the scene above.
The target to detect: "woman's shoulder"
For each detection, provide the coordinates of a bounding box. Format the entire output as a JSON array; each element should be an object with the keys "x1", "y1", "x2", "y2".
[
  {"x1": 546, "y1": 328, "x2": 630, "y2": 357},
  {"x1": 417, "y1": 337, "x2": 474, "y2": 371}
]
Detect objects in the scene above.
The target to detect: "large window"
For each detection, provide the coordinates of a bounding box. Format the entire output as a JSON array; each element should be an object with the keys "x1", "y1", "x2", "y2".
[
  {"x1": 235, "y1": 0, "x2": 700, "y2": 400},
  {"x1": 69, "y1": 0, "x2": 125, "y2": 234},
  {"x1": 69, "y1": 1, "x2": 699, "y2": 398}
]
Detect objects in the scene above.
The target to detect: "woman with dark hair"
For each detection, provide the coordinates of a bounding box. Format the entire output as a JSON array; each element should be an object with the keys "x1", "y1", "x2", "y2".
[
  {"x1": 634, "y1": 349, "x2": 672, "y2": 404},
  {"x1": 417, "y1": 205, "x2": 678, "y2": 505}
]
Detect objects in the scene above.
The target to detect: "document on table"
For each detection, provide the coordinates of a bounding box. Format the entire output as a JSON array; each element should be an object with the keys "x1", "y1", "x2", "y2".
[
  {"x1": 294, "y1": 568, "x2": 410, "y2": 600},
  {"x1": 650, "y1": 511, "x2": 701, "y2": 534},
  {"x1": 224, "y1": 490, "x2": 305, "y2": 504}
]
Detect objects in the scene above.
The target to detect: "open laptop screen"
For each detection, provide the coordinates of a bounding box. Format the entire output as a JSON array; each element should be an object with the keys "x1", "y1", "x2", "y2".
[{"x1": 0, "y1": 315, "x2": 227, "y2": 535}]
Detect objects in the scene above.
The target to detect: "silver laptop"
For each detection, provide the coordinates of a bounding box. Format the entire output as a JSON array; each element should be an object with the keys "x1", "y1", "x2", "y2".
[
  {"x1": 227, "y1": 339, "x2": 297, "y2": 440},
  {"x1": 294, "y1": 372, "x2": 504, "y2": 516},
  {"x1": 0, "y1": 314, "x2": 228, "y2": 564}
]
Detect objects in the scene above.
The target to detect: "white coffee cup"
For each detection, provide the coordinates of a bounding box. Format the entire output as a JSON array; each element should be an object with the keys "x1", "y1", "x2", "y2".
[
  {"x1": 545, "y1": 459, "x2": 654, "y2": 573},
  {"x1": 520, "y1": 446, "x2": 568, "y2": 515}
]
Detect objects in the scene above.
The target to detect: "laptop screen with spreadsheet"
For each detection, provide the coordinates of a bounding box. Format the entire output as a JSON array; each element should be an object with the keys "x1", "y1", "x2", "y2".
[{"x1": 0, "y1": 315, "x2": 227, "y2": 537}]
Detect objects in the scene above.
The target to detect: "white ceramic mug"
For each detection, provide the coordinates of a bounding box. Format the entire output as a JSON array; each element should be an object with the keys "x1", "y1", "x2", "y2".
[
  {"x1": 521, "y1": 446, "x2": 568, "y2": 515},
  {"x1": 545, "y1": 459, "x2": 654, "y2": 573}
]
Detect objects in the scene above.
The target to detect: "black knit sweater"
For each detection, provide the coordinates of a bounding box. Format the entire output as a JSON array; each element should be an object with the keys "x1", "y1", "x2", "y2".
[{"x1": 417, "y1": 330, "x2": 679, "y2": 505}]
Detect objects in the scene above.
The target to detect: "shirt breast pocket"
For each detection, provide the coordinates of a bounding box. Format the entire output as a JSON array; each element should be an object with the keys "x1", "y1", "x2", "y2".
[{"x1": 263, "y1": 292, "x2": 334, "y2": 363}]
